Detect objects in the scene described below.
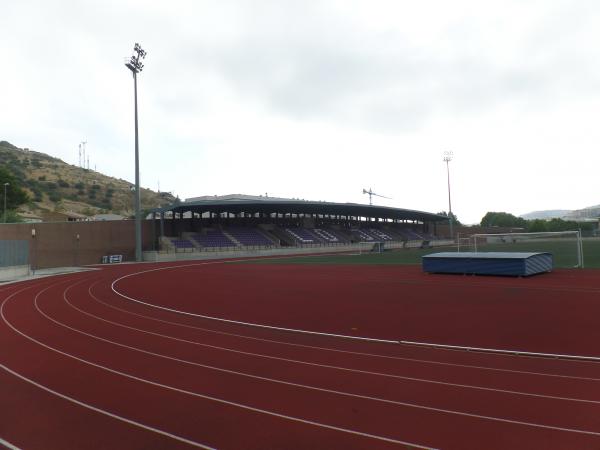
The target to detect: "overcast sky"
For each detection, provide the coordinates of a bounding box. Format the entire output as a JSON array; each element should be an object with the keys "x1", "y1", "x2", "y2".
[{"x1": 2, "y1": 0, "x2": 600, "y2": 224}]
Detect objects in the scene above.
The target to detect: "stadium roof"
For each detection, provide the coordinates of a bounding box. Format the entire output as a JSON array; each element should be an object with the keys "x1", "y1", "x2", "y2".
[{"x1": 154, "y1": 194, "x2": 447, "y2": 223}]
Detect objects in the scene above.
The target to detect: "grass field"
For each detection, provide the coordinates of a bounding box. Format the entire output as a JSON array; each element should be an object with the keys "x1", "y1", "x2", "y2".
[{"x1": 244, "y1": 238, "x2": 600, "y2": 268}]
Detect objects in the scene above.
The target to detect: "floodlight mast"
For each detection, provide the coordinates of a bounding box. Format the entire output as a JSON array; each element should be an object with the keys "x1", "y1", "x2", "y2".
[
  {"x1": 443, "y1": 151, "x2": 454, "y2": 240},
  {"x1": 125, "y1": 43, "x2": 147, "y2": 262}
]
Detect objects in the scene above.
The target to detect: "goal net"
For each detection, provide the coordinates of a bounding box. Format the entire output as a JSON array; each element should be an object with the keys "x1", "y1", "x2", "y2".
[
  {"x1": 358, "y1": 241, "x2": 385, "y2": 254},
  {"x1": 469, "y1": 231, "x2": 584, "y2": 268}
]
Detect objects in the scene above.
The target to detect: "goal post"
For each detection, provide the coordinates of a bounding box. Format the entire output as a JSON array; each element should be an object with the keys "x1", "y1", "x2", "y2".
[
  {"x1": 358, "y1": 241, "x2": 385, "y2": 254},
  {"x1": 469, "y1": 230, "x2": 584, "y2": 268},
  {"x1": 456, "y1": 232, "x2": 474, "y2": 252}
]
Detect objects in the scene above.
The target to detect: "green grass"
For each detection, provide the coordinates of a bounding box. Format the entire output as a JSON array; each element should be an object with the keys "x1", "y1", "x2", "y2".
[{"x1": 241, "y1": 238, "x2": 600, "y2": 268}]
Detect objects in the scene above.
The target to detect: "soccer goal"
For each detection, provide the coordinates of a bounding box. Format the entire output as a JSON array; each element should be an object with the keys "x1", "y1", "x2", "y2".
[
  {"x1": 358, "y1": 241, "x2": 385, "y2": 254},
  {"x1": 456, "y1": 233, "x2": 474, "y2": 252},
  {"x1": 469, "y1": 230, "x2": 584, "y2": 268}
]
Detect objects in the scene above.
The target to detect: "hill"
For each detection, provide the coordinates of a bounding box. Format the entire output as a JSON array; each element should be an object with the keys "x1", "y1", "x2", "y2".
[
  {"x1": 0, "y1": 140, "x2": 176, "y2": 220},
  {"x1": 521, "y1": 206, "x2": 600, "y2": 221},
  {"x1": 519, "y1": 210, "x2": 572, "y2": 220}
]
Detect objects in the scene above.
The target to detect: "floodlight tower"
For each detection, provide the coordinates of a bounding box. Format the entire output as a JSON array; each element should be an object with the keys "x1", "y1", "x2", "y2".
[
  {"x1": 443, "y1": 151, "x2": 454, "y2": 240},
  {"x1": 125, "y1": 42, "x2": 147, "y2": 262}
]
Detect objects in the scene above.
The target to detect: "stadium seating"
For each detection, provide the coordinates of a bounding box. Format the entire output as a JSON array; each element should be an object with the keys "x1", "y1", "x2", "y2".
[
  {"x1": 191, "y1": 231, "x2": 237, "y2": 248},
  {"x1": 353, "y1": 229, "x2": 377, "y2": 241},
  {"x1": 285, "y1": 227, "x2": 321, "y2": 244},
  {"x1": 404, "y1": 229, "x2": 424, "y2": 240},
  {"x1": 313, "y1": 228, "x2": 341, "y2": 243},
  {"x1": 226, "y1": 227, "x2": 274, "y2": 246},
  {"x1": 369, "y1": 229, "x2": 394, "y2": 241},
  {"x1": 170, "y1": 238, "x2": 195, "y2": 249}
]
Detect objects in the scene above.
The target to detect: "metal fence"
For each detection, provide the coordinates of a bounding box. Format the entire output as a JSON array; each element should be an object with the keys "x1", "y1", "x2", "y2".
[{"x1": 0, "y1": 240, "x2": 29, "y2": 267}]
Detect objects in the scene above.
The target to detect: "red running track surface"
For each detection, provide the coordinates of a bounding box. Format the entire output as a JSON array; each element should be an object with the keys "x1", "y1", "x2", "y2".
[{"x1": 1, "y1": 260, "x2": 600, "y2": 449}]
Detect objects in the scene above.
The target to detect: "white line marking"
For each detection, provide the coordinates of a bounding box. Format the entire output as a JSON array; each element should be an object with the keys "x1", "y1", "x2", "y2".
[
  {"x1": 33, "y1": 279, "x2": 600, "y2": 437},
  {"x1": 0, "y1": 436, "x2": 21, "y2": 450},
  {"x1": 61, "y1": 282, "x2": 600, "y2": 405},
  {"x1": 0, "y1": 282, "x2": 215, "y2": 450},
  {"x1": 111, "y1": 262, "x2": 398, "y2": 344},
  {"x1": 90, "y1": 281, "x2": 600, "y2": 383},
  {"x1": 111, "y1": 261, "x2": 600, "y2": 364},
  {"x1": 402, "y1": 341, "x2": 600, "y2": 363},
  {"x1": 2, "y1": 282, "x2": 437, "y2": 450},
  {"x1": 0, "y1": 362, "x2": 215, "y2": 450}
]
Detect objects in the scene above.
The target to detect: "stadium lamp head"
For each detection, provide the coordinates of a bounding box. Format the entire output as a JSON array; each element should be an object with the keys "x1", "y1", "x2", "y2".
[
  {"x1": 125, "y1": 42, "x2": 146, "y2": 74},
  {"x1": 443, "y1": 151, "x2": 453, "y2": 162}
]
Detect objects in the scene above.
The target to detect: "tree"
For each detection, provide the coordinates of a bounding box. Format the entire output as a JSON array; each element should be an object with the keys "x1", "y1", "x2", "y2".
[
  {"x1": 437, "y1": 211, "x2": 461, "y2": 226},
  {"x1": 527, "y1": 219, "x2": 548, "y2": 232},
  {"x1": 0, "y1": 165, "x2": 29, "y2": 210},
  {"x1": 480, "y1": 212, "x2": 527, "y2": 228}
]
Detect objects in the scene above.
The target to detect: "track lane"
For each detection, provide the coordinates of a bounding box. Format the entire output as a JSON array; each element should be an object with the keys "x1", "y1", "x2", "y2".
[
  {"x1": 15, "y1": 274, "x2": 600, "y2": 446},
  {"x1": 2, "y1": 262, "x2": 600, "y2": 449},
  {"x1": 2, "y1": 278, "x2": 434, "y2": 450},
  {"x1": 0, "y1": 279, "x2": 213, "y2": 450},
  {"x1": 83, "y1": 277, "x2": 600, "y2": 401},
  {"x1": 61, "y1": 277, "x2": 600, "y2": 411}
]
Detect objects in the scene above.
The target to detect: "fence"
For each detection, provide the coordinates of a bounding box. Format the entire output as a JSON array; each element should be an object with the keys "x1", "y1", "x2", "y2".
[{"x1": 0, "y1": 240, "x2": 29, "y2": 268}]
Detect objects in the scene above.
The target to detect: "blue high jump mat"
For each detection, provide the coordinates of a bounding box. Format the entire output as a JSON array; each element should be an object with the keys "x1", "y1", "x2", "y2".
[{"x1": 422, "y1": 252, "x2": 553, "y2": 276}]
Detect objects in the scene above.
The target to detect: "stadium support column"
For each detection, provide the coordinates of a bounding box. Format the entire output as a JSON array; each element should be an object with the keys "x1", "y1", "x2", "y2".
[
  {"x1": 125, "y1": 43, "x2": 147, "y2": 262},
  {"x1": 160, "y1": 212, "x2": 164, "y2": 239}
]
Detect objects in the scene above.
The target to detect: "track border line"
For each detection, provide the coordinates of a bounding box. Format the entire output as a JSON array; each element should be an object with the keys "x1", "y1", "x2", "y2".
[{"x1": 401, "y1": 341, "x2": 600, "y2": 362}]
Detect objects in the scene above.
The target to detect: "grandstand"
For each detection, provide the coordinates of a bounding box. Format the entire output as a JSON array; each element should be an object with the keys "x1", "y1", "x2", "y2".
[{"x1": 150, "y1": 194, "x2": 448, "y2": 254}]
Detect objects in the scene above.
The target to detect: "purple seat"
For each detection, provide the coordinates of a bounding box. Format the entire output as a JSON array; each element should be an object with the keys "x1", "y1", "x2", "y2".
[{"x1": 226, "y1": 227, "x2": 274, "y2": 246}]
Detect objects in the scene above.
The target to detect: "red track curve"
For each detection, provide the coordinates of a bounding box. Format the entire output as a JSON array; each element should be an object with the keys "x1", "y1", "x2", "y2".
[{"x1": 1, "y1": 261, "x2": 600, "y2": 449}]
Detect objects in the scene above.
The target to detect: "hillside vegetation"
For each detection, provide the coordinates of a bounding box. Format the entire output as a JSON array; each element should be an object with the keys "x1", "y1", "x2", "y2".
[{"x1": 0, "y1": 140, "x2": 176, "y2": 219}]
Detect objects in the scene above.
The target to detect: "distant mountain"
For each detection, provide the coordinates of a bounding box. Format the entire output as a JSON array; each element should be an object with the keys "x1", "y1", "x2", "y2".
[
  {"x1": 520, "y1": 206, "x2": 600, "y2": 221},
  {"x1": 0, "y1": 140, "x2": 176, "y2": 219},
  {"x1": 564, "y1": 205, "x2": 600, "y2": 220},
  {"x1": 520, "y1": 210, "x2": 572, "y2": 220}
]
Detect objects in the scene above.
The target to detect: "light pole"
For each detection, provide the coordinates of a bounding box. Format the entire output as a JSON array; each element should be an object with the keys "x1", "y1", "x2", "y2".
[
  {"x1": 443, "y1": 151, "x2": 454, "y2": 240},
  {"x1": 3, "y1": 182, "x2": 9, "y2": 223},
  {"x1": 125, "y1": 43, "x2": 147, "y2": 262}
]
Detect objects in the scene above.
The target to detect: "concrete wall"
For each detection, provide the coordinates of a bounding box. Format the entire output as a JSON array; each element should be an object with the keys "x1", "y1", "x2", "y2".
[{"x1": 143, "y1": 239, "x2": 454, "y2": 263}]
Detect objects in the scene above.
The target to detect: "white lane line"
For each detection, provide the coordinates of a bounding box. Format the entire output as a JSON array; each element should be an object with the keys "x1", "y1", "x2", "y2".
[
  {"x1": 0, "y1": 436, "x2": 22, "y2": 450},
  {"x1": 3, "y1": 283, "x2": 437, "y2": 450},
  {"x1": 91, "y1": 281, "x2": 600, "y2": 383},
  {"x1": 0, "y1": 283, "x2": 215, "y2": 450},
  {"x1": 110, "y1": 261, "x2": 600, "y2": 364},
  {"x1": 62, "y1": 282, "x2": 600, "y2": 405},
  {"x1": 111, "y1": 261, "x2": 397, "y2": 344},
  {"x1": 34, "y1": 280, "x2": 600, "y2": 438},
  {"x1": 0, "y1": 363, "x2": 215, "y2": 450},
  {"x1": 402, "y1": 341, "x2": 600, "y2": 363}
]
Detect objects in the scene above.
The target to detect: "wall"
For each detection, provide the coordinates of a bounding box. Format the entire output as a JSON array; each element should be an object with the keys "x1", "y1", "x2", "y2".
[{"x1": 0, "y1": 220, "x2": 156, "y2": 269}]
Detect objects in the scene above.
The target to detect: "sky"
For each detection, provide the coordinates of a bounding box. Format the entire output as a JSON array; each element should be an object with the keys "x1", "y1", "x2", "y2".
[{"x1": 2, "y1": 0, "x2": 600, "y2": 224}]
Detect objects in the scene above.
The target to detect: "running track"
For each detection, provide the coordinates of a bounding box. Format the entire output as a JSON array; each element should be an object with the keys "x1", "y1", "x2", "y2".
[{"x1": 1, "y1": 260, "x2": 600, "y2": 449}]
